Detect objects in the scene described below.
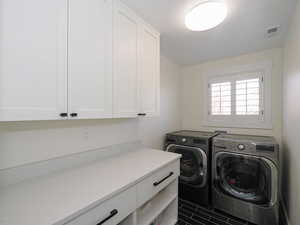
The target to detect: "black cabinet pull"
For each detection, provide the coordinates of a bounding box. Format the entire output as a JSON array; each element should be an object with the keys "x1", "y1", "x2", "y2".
[
  {"x1": 137, "y1": 113, "x2": 147, "y2": 116},
  {"x1": 153, "y1": 172, "x2": 174, "y2": 187},
  {"x1": 70, "y1": 113, "x2": 78, "y2": 117},
  {"x1": 96, "y1": 209, "x2": 118, "y2": 225},
  {"x1": 60, "y1": 113, "x2": 68, "y2": 117}
]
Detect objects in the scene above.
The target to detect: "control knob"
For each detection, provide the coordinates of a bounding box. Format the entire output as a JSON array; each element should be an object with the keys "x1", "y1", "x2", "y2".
[{"x1": 237, "y1": 144, "x2": 245, "y2": 151}]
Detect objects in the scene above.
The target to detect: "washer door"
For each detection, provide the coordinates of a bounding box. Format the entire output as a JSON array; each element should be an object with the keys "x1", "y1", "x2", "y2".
[
  {"x1": 167, "y1": 144, "x2": 207, "y2": 187},
  {"x1": 214, "y1": 152, "x2": 278, "y2": 206}
]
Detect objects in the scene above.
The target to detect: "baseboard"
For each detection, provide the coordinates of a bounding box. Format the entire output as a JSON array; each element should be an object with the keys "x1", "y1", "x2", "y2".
[{"x1": 280, "y1": 200, "x2": 291, "y2": 225}]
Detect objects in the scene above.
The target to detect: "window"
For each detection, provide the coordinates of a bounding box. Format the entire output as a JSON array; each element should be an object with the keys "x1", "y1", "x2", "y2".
[
  {"x1": 209, "y1": 76, "x2": 262, "y2": 116},
  {"x1": 235, "y1": 78, "x2": 260, "y2": 115},
  {"x1": 208, "y1": 73, "x2": 263, "y2": 122},
  {"x1": 211, "y1": 82, "x2": 231, "y2": 115},
  {"x1": 203, "y1": 62, "x2": 272, "y2": 129}
]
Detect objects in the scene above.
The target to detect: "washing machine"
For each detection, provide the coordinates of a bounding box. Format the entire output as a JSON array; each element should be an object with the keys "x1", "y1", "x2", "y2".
[
  {"x1": 212, "y1": 134, "x2": 280, "y2": 225},
  {"x1": 164, "y1": 130, "x2": 219, "y2": 207}
]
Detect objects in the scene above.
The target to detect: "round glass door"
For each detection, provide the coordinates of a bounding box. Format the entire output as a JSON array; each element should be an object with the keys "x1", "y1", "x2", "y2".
[
  {"x1": 215, "y1": 152, "x2": 272, "y2": 205},
  {"x1": 167, "y1": 145, "x2": 207, "y2": 187}
]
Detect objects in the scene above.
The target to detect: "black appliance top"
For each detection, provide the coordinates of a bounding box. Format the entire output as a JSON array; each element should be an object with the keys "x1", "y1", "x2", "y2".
[
  {"x1": 167, "y1": 130, "x2": 219, "y2": 140},
  {"x1": 214, "y1": 133, "x2": 277, "y2": 145}
]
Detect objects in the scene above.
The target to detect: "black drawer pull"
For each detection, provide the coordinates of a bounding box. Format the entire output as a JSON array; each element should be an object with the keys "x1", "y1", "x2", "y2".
[
  {"x1": 137, "y1": 113, "x2": 147, "y2": 116},
  {"x1": 153, "y1": 172, "x2": 174, "y2": 187},
  {"x1": 60, "y1": 113, "x2": 68, "y2": 117},
  {"x1": 96, "y1": 209, "x2": 118, "y2": 225},
  {"x1": 70, "y1": 113, "x2": 78, "y2": 117}
]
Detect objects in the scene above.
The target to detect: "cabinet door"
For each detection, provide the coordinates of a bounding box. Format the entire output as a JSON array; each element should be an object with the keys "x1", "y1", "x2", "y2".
[
  {"x1": 113, "y1": 1, "x2": 139, "y2": 118},
  {"x1": 0, "y1": 0, "x2": 68, "y2": 121},
  {"x1": 139, "y1": 25, "x2": 160, "y2": 117},
  {"x1": 68, "y1": 0, "x2": 113, "y2": 119}
]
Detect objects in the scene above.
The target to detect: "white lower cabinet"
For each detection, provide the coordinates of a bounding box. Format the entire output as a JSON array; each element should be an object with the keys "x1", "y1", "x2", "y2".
[
  {"x1": 137, "y1": 161, "x2": 180, "y2": 207},
  {"x1": 137, "y1": 179, "x2": 178, "y2": 225},
  {"x1": 64, "y1": 160, "x2": 179, "y2": 225},
  {"x1": 151, "y1": 198, "x2": 178, "y2": 225},
  {"x1": 118, "y1": 213, "x2": 137, "y2": 225},
  {"x1": 65, "y1": 186, "x2": 136, "y2": 225}
]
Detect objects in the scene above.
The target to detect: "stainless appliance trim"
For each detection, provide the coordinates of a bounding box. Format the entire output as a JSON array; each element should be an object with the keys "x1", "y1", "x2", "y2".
[
  {"x1": 166, "y1": 144, "x2": 207, "y2": 188},
  {"x1": 262, "y1": 157, "x2": 278, "y2": 206},
  {"x1": 213, "y1": 151, "x2": 278, "y2": 207}
]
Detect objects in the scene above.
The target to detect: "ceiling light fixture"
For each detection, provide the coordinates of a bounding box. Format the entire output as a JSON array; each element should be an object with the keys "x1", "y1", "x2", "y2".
[{"x1": 185, "y1": 1, "x2": 227, "y2": 31}]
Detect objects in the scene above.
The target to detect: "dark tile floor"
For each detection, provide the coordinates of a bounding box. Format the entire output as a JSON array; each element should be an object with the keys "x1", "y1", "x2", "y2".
[{"x1": 177, "y1": 198, "x2": 285, "y2": 225}]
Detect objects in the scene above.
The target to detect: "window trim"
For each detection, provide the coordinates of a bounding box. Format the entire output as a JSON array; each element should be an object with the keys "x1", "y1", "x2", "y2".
[{"x1": 202, "y1": 61, "x2": 272, "y2": 129}]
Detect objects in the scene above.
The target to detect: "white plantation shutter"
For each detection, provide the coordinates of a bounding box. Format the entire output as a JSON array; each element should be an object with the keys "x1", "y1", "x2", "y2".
[
  {"x1": 236, "y1": 78, "x2": 260, "y2": 115},
  {"x1": 210, "y1": 82, "x2": 231, "y2": 115},
  {"x1": 204, "y1": 62, "x2": 271, "y2": 129},
  {"x1": 208, "y1": 73, "x2": 263, "y2": 119}
]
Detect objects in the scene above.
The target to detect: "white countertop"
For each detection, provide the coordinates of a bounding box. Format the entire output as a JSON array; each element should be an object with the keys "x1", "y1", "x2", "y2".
[{"x1": 0, "y1": 149, "x2": 181, "y2": 225}]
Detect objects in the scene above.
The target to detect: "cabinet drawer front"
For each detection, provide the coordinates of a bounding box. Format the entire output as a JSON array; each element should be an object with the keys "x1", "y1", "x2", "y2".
[
  {"x1": 137, "y1": 160, "x2": 180, "y2": 207},
  {"x1": 65, "y1": 186, "x2": 136, "y2": 225}
]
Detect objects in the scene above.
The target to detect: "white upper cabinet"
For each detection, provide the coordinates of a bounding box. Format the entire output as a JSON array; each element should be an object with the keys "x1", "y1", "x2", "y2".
[
  {"x1": 68, "y1": 0, "x2": 113, "y2": 119},
  {"x1": 113, "y1": 1, "x2": 160, "y2": 118},
  {"x1": 0, "y1": 0, "x2": 160, "y2": 121},
  {"x1": 113, "y1": 1, "x2": 139, "y2": 118},
  {"x1": 0, "y1": 0, "x2": 68, "y2": 121},
  {"x1": 139, "y1": 24, "x2": 160, "y2": 117}
]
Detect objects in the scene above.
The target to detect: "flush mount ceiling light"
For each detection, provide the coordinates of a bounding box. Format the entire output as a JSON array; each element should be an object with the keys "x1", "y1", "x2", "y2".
[{"x1": 185, "y1": 1, "x2": 227, "y2": 31}]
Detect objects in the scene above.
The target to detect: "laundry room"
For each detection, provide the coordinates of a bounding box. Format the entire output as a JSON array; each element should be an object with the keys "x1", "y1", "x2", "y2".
[{"x1": 0, "y1": 0, "x2": 299, "y2": 225}]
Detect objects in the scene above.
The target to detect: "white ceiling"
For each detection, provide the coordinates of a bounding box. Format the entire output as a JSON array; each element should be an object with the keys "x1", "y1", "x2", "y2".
[{"x1": 122, "y1": 0, "x2": 297, "y2": 65}]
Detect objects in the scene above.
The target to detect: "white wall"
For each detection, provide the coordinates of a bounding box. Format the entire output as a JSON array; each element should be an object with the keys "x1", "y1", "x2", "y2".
[
  {"x1": 181, "y1": 48, "x2": 283, "y2": 143},
  {"x1": 0, "y1": 55, "x2": 181, "y2": 170},
  {"x1": 282, "y1": 1, "x2": 300, "y2": 224}
]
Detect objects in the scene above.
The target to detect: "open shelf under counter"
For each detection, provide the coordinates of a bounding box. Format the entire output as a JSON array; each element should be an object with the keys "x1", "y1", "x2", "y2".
[
  {"x1": 118, "y1": 212, "x2": 136, "y2": 225},
  {"x1": 155, "y1": 198, "x2": 178, "y2": 225},
  {"x1": 137, "y1": 179, "x2": 178, "y2": 225}
]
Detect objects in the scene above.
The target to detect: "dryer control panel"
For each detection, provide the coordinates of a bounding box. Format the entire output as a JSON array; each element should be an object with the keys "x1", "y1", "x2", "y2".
[
  {"x1": 214, "y1": 140, "x2": 255, "y2": 152},
  {"x1": 237, "y1": 144, "x2": 246, "y2": 151},
  {"x1": 212, "y1": 134, "x2": 279, "y2": 161}
]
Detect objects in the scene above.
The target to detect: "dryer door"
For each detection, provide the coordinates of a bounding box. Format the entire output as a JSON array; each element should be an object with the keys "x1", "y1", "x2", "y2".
[
  {"x1": 167, "y1": 144, "x2": 207, "y2": 187},
  {"x1": 214, "y1": 152, "x2": 278, "y2": 206}
]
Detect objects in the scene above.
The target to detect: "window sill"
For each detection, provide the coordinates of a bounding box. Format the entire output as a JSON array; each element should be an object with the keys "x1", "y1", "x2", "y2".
[{"x1": 202, "y1": 120, "x2": 273, "y2": 130}]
